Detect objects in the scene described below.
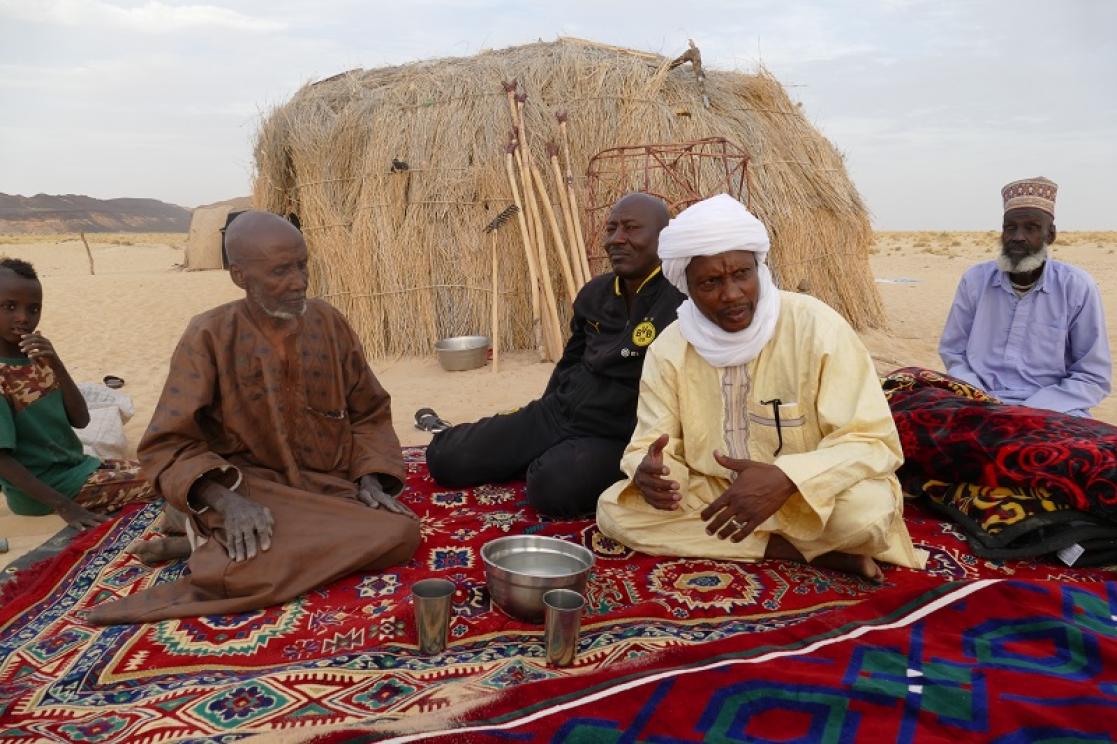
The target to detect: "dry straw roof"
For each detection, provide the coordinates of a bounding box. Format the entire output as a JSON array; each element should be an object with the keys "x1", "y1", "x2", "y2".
[{"x1": 254, "y1": 37, "x2": 884, "y2": 357}]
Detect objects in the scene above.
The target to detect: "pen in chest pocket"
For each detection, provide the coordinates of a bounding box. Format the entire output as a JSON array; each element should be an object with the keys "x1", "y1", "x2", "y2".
[{"x1": 759, "y1": 397, "x2": 783, "y2": 456}]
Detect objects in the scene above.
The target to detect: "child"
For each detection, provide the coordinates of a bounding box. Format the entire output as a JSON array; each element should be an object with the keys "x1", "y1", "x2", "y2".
[{"x1": 0, "y1": 257, "x2": 157, "y2": 531}]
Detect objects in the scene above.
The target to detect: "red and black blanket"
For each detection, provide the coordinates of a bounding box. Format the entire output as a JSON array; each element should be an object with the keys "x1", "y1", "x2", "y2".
[{"x1": 884, "y1": 367, "x2": 1117, "y2": 564}]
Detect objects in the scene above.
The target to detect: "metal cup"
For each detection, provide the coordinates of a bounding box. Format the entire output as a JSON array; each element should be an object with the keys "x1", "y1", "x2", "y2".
[
  {"x1": 412, "y1": 578, "x2": 454, "y2": 655},
  {"x1": 543, "y1": 589, "x2": 584, "y2": 667}
]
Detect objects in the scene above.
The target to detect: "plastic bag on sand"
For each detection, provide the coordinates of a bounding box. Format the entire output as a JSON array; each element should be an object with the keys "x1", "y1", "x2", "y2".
[{"x1": 75, "y1": 382, "x2": 134, "y2": 461}]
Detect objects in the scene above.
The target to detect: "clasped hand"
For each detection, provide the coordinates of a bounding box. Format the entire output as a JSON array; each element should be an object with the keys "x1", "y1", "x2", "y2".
[{"x1": 635, "y1": 434, "x2": 797, "y2": 541}]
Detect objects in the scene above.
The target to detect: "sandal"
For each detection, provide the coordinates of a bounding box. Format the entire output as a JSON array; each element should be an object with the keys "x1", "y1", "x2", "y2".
[{"x1": 414, "y1": 407, "x2": 452, "y2": 434}]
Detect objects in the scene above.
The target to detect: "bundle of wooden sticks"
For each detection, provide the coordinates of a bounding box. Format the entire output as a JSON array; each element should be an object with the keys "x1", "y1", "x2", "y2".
[{"x1": 490, "y1": 80, "x2": 593, "y2": 364}]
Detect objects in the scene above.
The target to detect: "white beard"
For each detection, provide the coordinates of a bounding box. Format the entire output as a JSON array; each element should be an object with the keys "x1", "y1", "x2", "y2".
[
  {"x1": 997, "y1": 243, "x2": 1048, "y2": 274},
  {"x1": 250, "y1": 286, "x2": 307, "y2": 319},
  {"x1": 262, "y1": 302, "x2": 307, "y2": 320}
]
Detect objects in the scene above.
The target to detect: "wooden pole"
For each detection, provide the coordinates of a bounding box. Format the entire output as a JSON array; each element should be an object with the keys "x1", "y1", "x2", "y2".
[
  {"x1": 548, "y1": 145, "x2": 586, "y2": 287},
  {"x1": 539, "y1": 282, "x2": 563, "y2": 363},
  {"x1": 530, "y1": 163, "x2": 578, "y2": 305},
  {"x1": 531, "y1": 200, "x2": 565, "y2": 362},
  {"x1": 484, "y1": 204, "x2": 527, "y2": 369},
  {"x1": 501, "y1": 81, "x2": 519, "y2": 138},
  {"x1": 557, "y1": 115, "x2": 591, "y2": 281},
  {"x1": 504, "y1": 82, "x2": 547, "y2": 263},
  {"x1": 503, "y1": 148, "x2": 545, "y2": 361},
  {"x1": 515, "y1": 95, "x2": 564, "y2": 359},
  {"x1": 80, "y1": 232, "x2": 95, "y2": 275},
  {"x1": 490, "y1": 231, "x2": 500, "y2": 374},
  {"x1": 515, "y1": 96, "x2": 545, "y2": 263},
  {"x1": 503, "y1": 83, "x2": 540, "y2": 253},
  {"x1": 502, "y1": 84, "x2": 553, "y2": 360}
]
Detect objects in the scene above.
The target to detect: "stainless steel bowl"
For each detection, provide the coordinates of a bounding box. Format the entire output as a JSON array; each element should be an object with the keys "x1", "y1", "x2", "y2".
[
  {"x1": 434, "y1": 335, "x2": 491, "y2": 372},
  {"x1": 482, "y1": 535, "x2": 594, "y2": 623}
]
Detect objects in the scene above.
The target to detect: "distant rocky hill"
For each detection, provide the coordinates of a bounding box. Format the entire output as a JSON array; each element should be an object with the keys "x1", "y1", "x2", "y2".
[{"x1": 0, "y1": 193, "x2": 191, "y2": 234}]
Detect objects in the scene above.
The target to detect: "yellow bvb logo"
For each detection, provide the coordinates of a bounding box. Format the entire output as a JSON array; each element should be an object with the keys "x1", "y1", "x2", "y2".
[{"x1": 632, "y1": 321, "x2": 657, "y2": 347}]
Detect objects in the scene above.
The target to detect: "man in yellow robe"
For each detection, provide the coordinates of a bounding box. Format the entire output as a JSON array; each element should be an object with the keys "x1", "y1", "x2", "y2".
[{"x1": 596, "y1": 195, "x2": 926, "y2": 580}]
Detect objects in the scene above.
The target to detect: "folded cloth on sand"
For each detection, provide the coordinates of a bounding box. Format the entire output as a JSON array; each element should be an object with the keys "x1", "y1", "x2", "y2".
[
  {"x1": 75, "y1": 383, "x2": 134, "y2": 461},
  {"x1": 883, "y1": 367, "x2": 1117, "y2": 565}
]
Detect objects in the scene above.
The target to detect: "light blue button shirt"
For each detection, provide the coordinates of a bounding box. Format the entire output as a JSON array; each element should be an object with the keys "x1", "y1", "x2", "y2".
[{"x1": 939, "y1": 260, "x2": 1111, "y2": 417}]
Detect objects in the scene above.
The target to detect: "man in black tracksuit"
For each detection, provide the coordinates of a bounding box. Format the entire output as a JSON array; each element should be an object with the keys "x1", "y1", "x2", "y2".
[{"x1": 426, "y1": 193, "x2": 684, "y2": 517}]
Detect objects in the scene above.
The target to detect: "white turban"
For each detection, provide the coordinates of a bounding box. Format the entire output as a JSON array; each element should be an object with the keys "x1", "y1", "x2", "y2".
[
  {"x1": 658, "y1": 193, "x2": 771, "y2": 294},
  {"x1": 657, "y1": 194, "x2": 781, "y2": 367}
]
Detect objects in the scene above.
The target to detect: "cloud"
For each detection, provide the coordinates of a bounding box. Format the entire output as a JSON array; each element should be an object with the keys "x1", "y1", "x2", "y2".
[
  {"x1": 878, "y1": 0, "x2": 932, "y2": 10},
  {"x1": 0, "y1": 0, "x2": 286, "y2": 33},
  {"x1": 1, "y1": 0, "x2": 1113, "y2": 225}
]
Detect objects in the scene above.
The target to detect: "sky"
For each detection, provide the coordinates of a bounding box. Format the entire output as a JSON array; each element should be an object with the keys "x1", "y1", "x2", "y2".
[{"x1": 1, "y1": 0, "x2": 1114, "y2": 229}]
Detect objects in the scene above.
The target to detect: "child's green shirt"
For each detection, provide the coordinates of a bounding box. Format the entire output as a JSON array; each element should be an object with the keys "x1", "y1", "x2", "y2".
[{"x1": 0, "y1": 357, "x2": 99, "y2": 515}]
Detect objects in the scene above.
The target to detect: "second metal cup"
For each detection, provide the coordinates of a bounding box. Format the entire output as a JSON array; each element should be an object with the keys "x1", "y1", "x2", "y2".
[
  {"x1": 412, "y1": 578, "x2": 454, "y2": 655},
  {"x1": 543, "y1": 588, "x2": 584, "y2": 667}
]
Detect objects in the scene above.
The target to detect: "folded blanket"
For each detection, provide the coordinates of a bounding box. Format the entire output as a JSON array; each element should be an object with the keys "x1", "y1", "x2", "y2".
[{"x1": 883, "y1": 367, "x2": 1117, "y2": 565}]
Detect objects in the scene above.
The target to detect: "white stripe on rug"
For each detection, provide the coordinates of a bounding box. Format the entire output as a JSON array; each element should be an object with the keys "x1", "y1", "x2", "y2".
[{"x1": 381, "y1": 578, "x2": 1000, "y2": 743}]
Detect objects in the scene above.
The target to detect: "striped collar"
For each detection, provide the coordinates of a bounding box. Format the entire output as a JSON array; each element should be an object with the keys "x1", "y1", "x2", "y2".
[{"x1": 613, "y1": 265, "x2": 663, "y2": 296}]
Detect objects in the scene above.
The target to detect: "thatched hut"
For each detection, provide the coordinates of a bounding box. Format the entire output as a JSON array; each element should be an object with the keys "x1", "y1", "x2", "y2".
[
  {"x1": 253, "y1": 38, "x2": 883, "y2": 357},
  {"x1": 184, "y1": 196, "x2": 252, "y2": 270}
]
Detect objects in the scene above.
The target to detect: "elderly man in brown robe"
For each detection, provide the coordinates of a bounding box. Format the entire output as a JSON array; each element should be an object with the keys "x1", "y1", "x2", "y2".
[{"x1": 88, "y1": 211, "x2": 420, "y2": 625}]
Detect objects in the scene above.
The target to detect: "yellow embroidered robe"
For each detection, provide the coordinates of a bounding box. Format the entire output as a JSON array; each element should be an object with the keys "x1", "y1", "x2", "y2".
[{"x1": 597, "y1": 291, "x2": 926, "y2": 569}]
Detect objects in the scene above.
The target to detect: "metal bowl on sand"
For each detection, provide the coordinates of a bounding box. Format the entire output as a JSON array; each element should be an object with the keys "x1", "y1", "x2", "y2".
[
  {"x1": 482, "y1": 535, "x2": 594, "y2": 623},
  {"x1": 434, "y1": 335, "x2": 490, "y2": 372}
]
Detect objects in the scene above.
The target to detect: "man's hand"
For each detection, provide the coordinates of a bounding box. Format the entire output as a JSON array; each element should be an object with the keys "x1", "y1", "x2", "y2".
[
  {"x1": 700, "y1": 451, "x2": 798, "y2": 541},
  {"x1": 56, "y1": 502, "x2": 110, "y2": 531},
  {"x1": 634, "y1": 434, "x2": 681, "y2": 510},
  {"x1": 357, "y1": 474, "x2": 418, "y2": 520},
  {"x1": 213, "y1": 487, "x2": 274, "y2": 562},
  {"x1": 19, "y1": 332, "x2": 58, "y2": 362}
]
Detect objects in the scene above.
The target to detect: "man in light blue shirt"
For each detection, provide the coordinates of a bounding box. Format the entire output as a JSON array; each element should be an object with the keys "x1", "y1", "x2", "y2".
[{"x1": 939, "y1": 177, "x2": 1111, "y2": 417}]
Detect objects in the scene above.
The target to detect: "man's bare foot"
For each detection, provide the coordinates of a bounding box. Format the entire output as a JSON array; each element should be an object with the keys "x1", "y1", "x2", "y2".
[
  {"x1": 812, "y1": 552, "x2": 884, "y2": 583},
  {"x1": 764, "y1": 535, "x2": 883, "y2": 583},
  {"x1": 126, "y1": 536, "x2": 191, "y2": 565}
]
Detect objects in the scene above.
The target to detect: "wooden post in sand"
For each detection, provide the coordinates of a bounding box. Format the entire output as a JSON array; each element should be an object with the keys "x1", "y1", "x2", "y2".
[
  {"x1": 490, "y1": 231, "x2": 500, "y2": 373},
  {"x1": 483, "y1": 204, "x2": 521, "y2": 374},
  {"x1": 79, "y1": 232, "x2": 95, "y2": 275}
]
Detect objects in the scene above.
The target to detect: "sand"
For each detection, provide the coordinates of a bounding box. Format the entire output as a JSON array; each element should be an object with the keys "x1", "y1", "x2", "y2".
[
  {"x1": 1, "y1": 231, "x2": 1114, "y2": 570},
  {"x1": 862, "y1": 231, "x2": 1117, "y2": 428}
]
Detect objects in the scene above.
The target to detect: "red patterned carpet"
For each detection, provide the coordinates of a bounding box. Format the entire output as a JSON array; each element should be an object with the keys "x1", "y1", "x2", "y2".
[
  {"x1": 0, "y1": 447, "x2": 1113, "y2": 742},
  {"x1": 345, "y1": 578, "x2": 1117, "y2": 743}
]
